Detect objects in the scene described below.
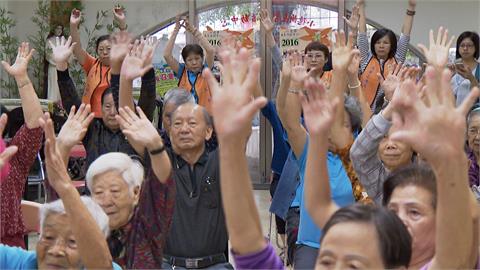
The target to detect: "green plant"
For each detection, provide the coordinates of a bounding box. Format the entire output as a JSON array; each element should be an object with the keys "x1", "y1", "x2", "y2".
[
  {"x1": 0, "y1": 7, "x2": 19, "y2": 98},
  {"x1": 28, "y1": 0, "x2": 51, "y2": 98}
]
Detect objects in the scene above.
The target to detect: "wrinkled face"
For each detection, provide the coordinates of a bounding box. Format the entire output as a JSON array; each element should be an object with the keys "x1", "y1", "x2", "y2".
[
  {"x1": 378, "y1": 131, "x2": 413, "y2": 171},
  {"x1": 36, "y1": 213, "x2": 82, "y2": 270},
  {"x1": 387, "y1": 185, "x2": 436, "y2": 263},
  {"x1": 317, "y1": 222, "x2": 384, "y2": 269},
  {"x1": 459, "y1": 37, "x2": 476, "y2": 60},
  {"x1": 374, "y1": 35, "x2": 392, "y2": 60},
  {"x1": 468, "y1": 114, "x2": 480, "y2": 157},
  {"x1": 185, "y1": 53, "x2": 203, "y2": 73},
  {"x1": 91, "y1": 170, "x2": 140, "y2": 230},
  {"x1": 54, "y1": 25, "x2": 63, "y2": 37},
  {"x1": 97, "y1": 39, "x2": 111, "y2": 66},
  {"x1": 305, "y1": 50, "x2": 327, "y2": 71},
  {"x1": 101, "y1": 93, "x2": 119, "y2": 131},
  {"x1": 162, "y1": 102, "x2": 177, "y2": 135},
  {"x1": 170, "y1": 103, "x2": 212, "y2": 152}
]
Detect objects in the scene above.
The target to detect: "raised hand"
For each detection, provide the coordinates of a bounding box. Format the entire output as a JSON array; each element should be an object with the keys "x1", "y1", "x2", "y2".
[
  {"x1": 56, "y1": 104, "x2": 95, "y2": 150},
  {"x1": 115, "y1": 106, "x2": 161, "y2": 149},
  {"x1": 110, "y1": 31, "x2": 133, "y2": 68},
  {"x1": 418, "y1": 27, "x2": 455, "y2": 69},
  {"x1": 378, "y1": 63, "x2": 404, "y2": 101},
  {"x1": 183, "y1": 17, "x2": 197, "y2": 34},
  {"x1": 332, "y1": 31, "x2": 359, "y2": 71},
  {"x1": 40, "y1": 112, "x2": 73, "y2": 194},
  {"x1": 289, "y1": 52, "x2": 308, "y2": 84},
  {"x1": 259, "y1": 8, "x2": 274, "y2": 33},
  {"x1": 347, "y1": 51, "x2": 361, "y2": 78},
  {"x1": 301, "y1": 78, "x2": 339, "y2": 137},
  {"x1": 0, "y1": 114, "x2": 18, "y2": 171},
  {"x1": 113, "y1": 5, "x2": 126, "y2": 26},
  {"x1": 140, "y1": 35, "x2": 159, "y2": 68},
  {"x1": 390, "y1": 66, "x2": 479, "y2": 164},
  {"x1": 1, "y1": 42, "x2": 34, "y2": 78},
  {"x1": 70, "y1": 9, "x2": 82, "y2": 27},
  {"x1": 174, "y1": 15, "x2": 182, "y2": 32},
  {"x1": 120, "y1": 40, "x2": 153, "y2": 81},
  {"x1": 49, "y1": 36, "x2": 76, "y2": 70},
  {"x1": 204, "y1": 48, "x2": 267, "y2": 142},
  {"x1": 343, "y1": 4, "x2": 360, "y2": 31}
]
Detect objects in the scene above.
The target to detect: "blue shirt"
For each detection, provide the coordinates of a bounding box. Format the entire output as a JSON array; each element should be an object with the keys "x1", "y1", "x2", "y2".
[
  {"x1": 0, "y1": 244, "x2": 122, "y2": 270},
  {"x1": 295, "y1": 138, "x2": 355, "y2": 248},
  {"x1": 175, "y1": 63, "x2": 208, "y2": 104},
  {"x1": 261, "y1": 100, "x2": 290, "y2": 175}
]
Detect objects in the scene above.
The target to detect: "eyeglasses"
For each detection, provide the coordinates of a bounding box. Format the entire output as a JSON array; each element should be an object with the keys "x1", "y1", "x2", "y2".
[
  {"x1": 460, "y1": 43, "x2": 475, "y2": 49},
  {"x1": 468, "y1": 128, "x2": 480, "y2": 136}
]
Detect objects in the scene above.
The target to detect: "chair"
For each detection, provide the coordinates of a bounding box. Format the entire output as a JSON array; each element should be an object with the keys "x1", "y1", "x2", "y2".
[
  {"x1": 21, "y1": 200, "x2": 41, "y2": 249},
  {"x1": 27, "y1": 153, "x2": 46, "y2": 203}
]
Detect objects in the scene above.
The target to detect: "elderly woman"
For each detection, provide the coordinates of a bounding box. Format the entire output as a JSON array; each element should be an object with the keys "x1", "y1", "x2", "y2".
[
  {"x1": 55, "y1": 101, "x2": 174, "y2": 268},
  {"x1": 467, "y1": 108, "x2": 480, "y2": 190},
  {"x1": 1, "y1": 114, "x2": 120, "y2": 270}
]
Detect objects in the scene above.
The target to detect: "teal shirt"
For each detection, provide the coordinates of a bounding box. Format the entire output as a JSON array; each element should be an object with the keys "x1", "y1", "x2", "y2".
[
  {"x1": 295, "y1": 137, "x2": 355, "y2": 248},
  {"x1": 0, "y1": 244, "x2": 122, "y2": 270}
]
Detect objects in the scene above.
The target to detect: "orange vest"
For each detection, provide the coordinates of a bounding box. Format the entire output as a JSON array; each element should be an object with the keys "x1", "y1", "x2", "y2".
[
  {"x1": 360, "y1": 57, "x2": 396, "y2": 106},
  {"x1": 178, "y1": 68, "x2": 212, "y2": 114},
  {"x1": 319, "y1": 71, "x2": 332, "y2": 89},
  {"x1": 81, "y1": 57, "x2": 111, "y2": 117}
]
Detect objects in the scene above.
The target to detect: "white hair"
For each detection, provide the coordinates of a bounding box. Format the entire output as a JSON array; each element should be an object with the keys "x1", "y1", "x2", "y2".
[
  {"x1": 39, "y1": 196, "x2": 110, "y2": 237},
  {"x1": 86, "y1": 152, "x2": 144, "y2": 194}
]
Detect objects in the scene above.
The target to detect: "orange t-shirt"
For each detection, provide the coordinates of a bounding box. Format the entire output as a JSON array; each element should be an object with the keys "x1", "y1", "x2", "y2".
[{"x1": 82, "y1": 53, "x2": 111, "y2": 117}]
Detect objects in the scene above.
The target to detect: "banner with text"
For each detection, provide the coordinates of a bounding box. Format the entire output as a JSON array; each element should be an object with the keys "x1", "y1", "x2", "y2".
[{"x1": 279, "y1": 26, "x2": 332, "y2": 54}]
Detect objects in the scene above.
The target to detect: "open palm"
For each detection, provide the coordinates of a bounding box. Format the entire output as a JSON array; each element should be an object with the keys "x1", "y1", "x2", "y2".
[
  {"x1": 418, "y1": 27, "x2": 455, "y2": 69},
  {"x1": 205, "y1": 48, "x2": 267, "y2": 141},
  {"x1": 332, "y1": 31, "x2": 357, "y2": 71},
  {"x1": 57, "y1": 104, "x2": 94, "y2": 149},
  {"x1": 50, "y1": 36, "x2": 75, "y2": 66},
  {"x1": 1, "y1": 42, "x2": 34, "y2": 77},
  {"x1": 121, "y1": 41, "x2": 152, "y2": 81},
  {"x1": 301, "y1": 78, "x2": 337, "y2": 137},
  {"x1": 116, "y1": 106, "x2": 159, "y2": 148},
  {"x1": 110, "y1": 31, "x2": 132, "y2": 64}
]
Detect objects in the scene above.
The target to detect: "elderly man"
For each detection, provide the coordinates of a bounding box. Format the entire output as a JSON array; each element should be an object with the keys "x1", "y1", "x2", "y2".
[{"x1": 162, "y1": 102, "x2": 230, "y2": 269}]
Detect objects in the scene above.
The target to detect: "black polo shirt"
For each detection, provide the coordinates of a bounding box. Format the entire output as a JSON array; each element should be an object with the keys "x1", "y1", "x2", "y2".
[{"x1": 164, "y1": 148, "x2": 228, "y2": 258}]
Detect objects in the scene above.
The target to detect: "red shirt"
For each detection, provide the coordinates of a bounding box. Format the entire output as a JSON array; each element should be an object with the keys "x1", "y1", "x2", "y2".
[{"x1": 0, "y1": 125, "x2": 43, "y2": 244}]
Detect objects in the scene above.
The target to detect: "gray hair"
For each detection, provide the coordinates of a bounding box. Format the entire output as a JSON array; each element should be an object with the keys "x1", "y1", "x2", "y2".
[
  {"x1": 170, "y1": 103, "x2": 213, "y2": 128},
  {"x1": 344, "y1": 95, "x2": 363, "y2": 132},
  {"x1": 164, "y1": 88, "x2": 195, "y2": 107},
  {"x1": 468, "y1": 107, "x2": 480, "y2": 126},
  {"x1": 39, "y1": 196, "x2": 110, "y2": 237},
  {"x1": 86, "y1": 152, "x2": 144, "y2": 195}
]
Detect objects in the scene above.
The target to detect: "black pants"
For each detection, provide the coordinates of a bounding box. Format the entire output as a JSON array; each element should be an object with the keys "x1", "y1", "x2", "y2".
[{"x1": 269, "y1": 172, "x2": 286, "y2": 234}]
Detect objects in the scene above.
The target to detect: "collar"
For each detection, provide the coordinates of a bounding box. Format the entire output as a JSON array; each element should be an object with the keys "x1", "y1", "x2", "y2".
[{"x1": 174, "y1": 148, "x2": 209, "y2": 169}]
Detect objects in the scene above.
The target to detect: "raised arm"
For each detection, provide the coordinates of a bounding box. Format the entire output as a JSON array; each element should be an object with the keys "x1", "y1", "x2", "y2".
[
  {"x1": 137, "y1": 36, "x2": 160, "y2": 121},
  {"x1": 329, "y1": 31, "x2": 357, "y2": 149},
  {"x1": 260, "y1": 8, "x2": 276, "y2": 48},
  {"x1": 391, "y1": 66, "x2": 478, "y2": 269},
  {"x1": 115, "y1": 106, "x2": 171, "y2": 182},
  {"x1": 113, "y1": 5, "x2": 128, "y2": 32},
  {"x1": 401, "y1": 0, "x2": 416, "y2": 36},
  {"x1": 69, "y1": 9, "x2": 87, "y2": 66},
  {"x1": 184, "y1": 17, "x2": 215, "y2": 69},
  {"x1": 344, "y1": 4, "x2": 360, "y2": 47},
  {"x1": 204, "y1": 46, "x2": 283, "y2": 269},
  {"x1": 347, "y1": 50, "x2": 372, "y2": 127},
  {"x1": 302, "y1": 78, "x2": 340, "y2": 229},
  {"x1": 358, "y1": 0, "x2": 366, "y2": 34},
  {"x1": 163, "y1": 17, "x2": 182, "y2": 75},
  {"x1": 50, "y1": 36, "x2": 82, "y2": 111},
  {"x1": 1, "y1": 42, "x2": 42, "y2": 129},
  {"x1": 276, "y1": 53, "x2": 308, "y2": 157},
  {"x1": 118, "y1": 35, "x2": 156, "y2": 113},
  {"x1": 41, "y1": 114, "x2": 113, "y2": 269}
]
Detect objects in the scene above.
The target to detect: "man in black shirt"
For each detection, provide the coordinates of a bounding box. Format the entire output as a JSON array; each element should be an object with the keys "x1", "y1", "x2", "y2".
[{"x1": 163, "y1": 102, "x2": 230, "y2": 269}]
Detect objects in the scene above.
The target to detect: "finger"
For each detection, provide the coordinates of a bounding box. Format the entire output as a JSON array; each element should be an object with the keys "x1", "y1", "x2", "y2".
[
  {"x1": 394, "y1": 62, "x2": 403, "y2": 76},
  {"x1": 439, "y1": 68, "x2": 456, "y2": 106},
  {"x1": 82, "y1": 112, "x2": 95, "y2": 128},
  {"x1": 441, "y1": 28, "x2": 448, "y2": 46},
  {"x1": 0, "y1": 114, "x2": 7, "y2": 135},
  {"x1": 67, "y1": 105, "x2": 76, "y2": 121},
  {"x1": 347, "y1": 32, "x2": 354, "y2": 49},
  {"x1": 377, "y1": 73, "x2": 384, "y2": 84},
  {"x1": 1, "y1": 61, "x2": 12, "y2": 73},
  {"x1": 417, "y1": 44, "x2": 428, "y2": 57},
  {"x1": 238, "y1": 97, "x2": 268, "y2": 124},
  {"x1": 0, "y1": 145, "x2": 18, "y2": 165},
  {"x1": 74, "y1": 103, "x2": 86, "y2": 121},
  {"x1": 124, "y1": 106, "x2": 140, "y2": 122},
  {"x1": 44, "y1": 118, "x2": 57, "y2": 149},
  {"x1": 459, "y1": 87, "x2": 480, "y2": 116},
  {"x1": 243, "y1": 58, "x2": 261, "y2": 97},
  {"x1": 446, "y1": 35, "x2": 455, "y2": 50},
  {"x1": 136, "y1": 106, "x2": 147, "y2": 120},
  {"x1": 114, "y1": 114, "x2": 129, "y2": 130},
  {"x1": 25, "y1": 48, "x2": 35, "y2": 62},
  {"x1": 435, "y1": 27, "x2": 443, "y2": 45},
  {"x1": 66, "y1": 36, "x2": 73, "y2": 47},
  {"x1": 203, "y1": 68, "x2": 221, "y2": 96},
  {"x1": 49, "y1": 39, "x2": 55, "y2": 49},
  {"x1": 428, "y1": 29, "x2": 434, "y2": 48}
]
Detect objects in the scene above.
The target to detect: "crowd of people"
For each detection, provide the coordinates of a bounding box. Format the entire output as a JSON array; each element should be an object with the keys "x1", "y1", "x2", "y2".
[{"x1": 1, "y1": 0, "x2": 480, "y2": 269}]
